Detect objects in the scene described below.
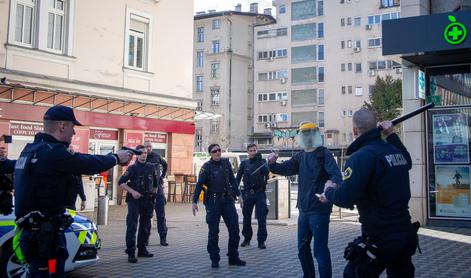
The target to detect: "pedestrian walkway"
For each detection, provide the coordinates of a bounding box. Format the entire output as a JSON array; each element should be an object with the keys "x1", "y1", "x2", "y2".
[{"x1": 70, "y1": 203, "x2": 471, "y2": 278}]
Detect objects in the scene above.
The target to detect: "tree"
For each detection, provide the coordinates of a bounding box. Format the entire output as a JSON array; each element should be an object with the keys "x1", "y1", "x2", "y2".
[{"x1": 364, "y1": 75, "x2": 402, "y2": 121}]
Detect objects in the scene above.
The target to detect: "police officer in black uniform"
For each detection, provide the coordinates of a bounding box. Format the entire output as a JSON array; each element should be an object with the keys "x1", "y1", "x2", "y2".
[
  {"x1": 192, "y1": 143, "x2": 246, "y2": 268},
  {"x1": 14, "y1": 105, "x2": 133, "y2": 277},
  {"x1": 119, "y1": 145, "x2": 156, "y2": 263},
  {"x1": 236, "y1": 143, "x2": 269, "y2": 249},
  {"x1": 144, "y1": 140, "x2": 169, "y2": 246},
  {"x1": 320, "y1": 108, "x2": 419, "y2": 278},
  {"x1": 0, "y1": 144, "x2": 15, "y2": 215}
]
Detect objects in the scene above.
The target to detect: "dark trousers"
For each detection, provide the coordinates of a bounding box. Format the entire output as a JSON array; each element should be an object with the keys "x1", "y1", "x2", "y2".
[
  {"x1": 205, "y1": 195, "x2": 240, "y2": 263},
  {"x1": 298, "y1": 212, "x2": 332, "y2": 278},
  {"x1": 19, "y1": 229, "x2": 67, "y2": 278},
  {"x1": 126, "y1": 198, "x2": 153, "y2": 253},
  {"x1": 343, "y1": 230, "x2": 417, "y2": 278},
  {"x1": 153, "y1": 193, "x2": 168, "y2": 238},
  {"x1": 242, "y1": 191, "x2": 268, "y2": 243}
]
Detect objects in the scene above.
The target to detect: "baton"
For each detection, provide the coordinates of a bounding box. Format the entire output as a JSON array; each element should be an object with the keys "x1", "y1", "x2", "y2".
[
  {"x1": 122, "y1": 146, "x2": 143, "y2": 155},
  {"x1": 378, "y1": 103, "x2": 435, "y2": 130},
  {"x1": 250, "y1": 162, "x2": 269, "y2": 176}
]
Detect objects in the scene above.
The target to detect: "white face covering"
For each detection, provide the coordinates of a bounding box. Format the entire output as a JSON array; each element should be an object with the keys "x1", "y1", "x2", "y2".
[{"x1": 298, "y1": 129, "x2": 323, "y2": 149}]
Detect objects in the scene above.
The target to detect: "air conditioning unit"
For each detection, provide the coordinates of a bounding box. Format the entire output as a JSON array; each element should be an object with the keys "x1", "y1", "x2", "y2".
[
  {"x1": 280, "y1": 100, "x2": 287, "y2": 106},
  {"x1": 353, "y1": 47, "x2": 361, "y2": 52},
  {"x1": 271, "y1": 123, "x2": 277, "y2": 127},
  {"x1": 280, "y1": 78, "x2": 287, "y2": 84},
  {"x1": 365, "y1": 24, "x2": 372, "y2": 30},
  {"x1": 368, "y1": 70, "x2": 376, "y2": 77},
  {"x1": 395, "y1": 68, "x2": 403, "y2": 74},
  {"x1": 269, "y1": 56, "x2": 275, "y2": 62},
  {"x1": 265, "y1": 123, "x2": 271, "y2": 128}
]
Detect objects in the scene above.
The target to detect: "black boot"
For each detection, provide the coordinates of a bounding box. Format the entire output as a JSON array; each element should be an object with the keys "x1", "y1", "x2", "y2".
[
  {"x1": 211, "y1": 261, "x2": 219, "y2": 268},
  {"x1": 128, "y1": 253, "x2": 138, "y2": 263},
  {"x1": 160, "y1": 235, "x2": 169, "y2": 246},
  {"x1": 258, "y1": 242, "x2": 266, "y2": 249},
  {"x1": 137, "y1": 248, "x2": 154, "y2": 258},
  {"x1": 229, "y1": 258, "x2": 246, "y2": 266},
  {"x1": 240, "y1": 239, "x2": 250, "y2": 247}
]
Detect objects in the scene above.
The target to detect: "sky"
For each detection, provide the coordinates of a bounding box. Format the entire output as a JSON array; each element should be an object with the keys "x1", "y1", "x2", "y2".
[{"x1": 194, "y1": 0, "x2": 274, "y2": 14}]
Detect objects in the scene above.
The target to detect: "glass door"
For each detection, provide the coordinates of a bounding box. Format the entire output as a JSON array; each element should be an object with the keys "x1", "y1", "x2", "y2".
[{"x1": 89, "y1": 140, "x2": 118, "y2": 204}]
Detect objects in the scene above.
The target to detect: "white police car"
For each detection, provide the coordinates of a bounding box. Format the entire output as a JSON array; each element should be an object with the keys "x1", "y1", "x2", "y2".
[{"x1": 0, "y1": 209, "x2": 100, "y2": 277}]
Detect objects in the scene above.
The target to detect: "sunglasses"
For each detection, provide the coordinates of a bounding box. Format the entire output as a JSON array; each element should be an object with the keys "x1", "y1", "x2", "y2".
[{"x1": 210, "y1": 149, "x2": 221, "y2": 153}]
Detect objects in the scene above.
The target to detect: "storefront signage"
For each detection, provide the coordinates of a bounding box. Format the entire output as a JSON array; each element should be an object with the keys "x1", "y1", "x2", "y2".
[
  {"x1": 125, "y1": 132, "x2": 144, "y2": 148},
  {"x1": 144, "y1": 132, "x2": 167, "y2": 143},
  {"x1": 432, "y1": 114, "x2": 469, "y2": 164},
  {"x1": 10, "y1": 122, "x2": 43, "y2": 136},
  {"x1": 435, "y1": 165, "x2": 471, "y2": 217},
  {"x1": 90, "y1": 129, "x2": 118, "y2": 140},
  {"x1": 383, "y1": 11, "x2": 471, "y2": 55},
  {"x1": 70, "y1": 129, "x2": 90, "y2": 154}
]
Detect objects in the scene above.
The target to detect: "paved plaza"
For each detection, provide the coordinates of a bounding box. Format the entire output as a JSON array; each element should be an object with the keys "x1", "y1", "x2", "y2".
[{"x1": 68, "y1": 203, "x2": 471, "y2": 278}]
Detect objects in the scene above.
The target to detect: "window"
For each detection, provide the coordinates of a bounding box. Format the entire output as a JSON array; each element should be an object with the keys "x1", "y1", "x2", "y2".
[
  {"x1": 355, "y1": 87, "x2": 363, "y2": 96},
  {"x1": 318, "y1": 89, "x2": 324, "y2": 105},
  {"x1": 292, "y1": 67, "x2": 317, "y2": 84},
  {"x1": 196, "y1": 100, "x2": 203, "y2": 111},
  {"x1": 354, "y1": 17, "x2": 361, "y2": 27},
  {"x1": 369, "y1": 85, "x2": 375, "y2": 97},
  {"x1": 212, "y1": 40, "x2": 220, "y2": 53},
  {"x1": 291, "y1": 0, "x2": 316, "y2": 21},
  {"x1": 340, "y1": 18, "x2": 345, "y2": 26},
  {"x1": 318, "y1": 0, "x2": 324, "y2": 16},
  {"x1": 318, "y1": 45, "x2": 324, "y2": 60},
  {"x1": 381, "y1": 0, "x2": 400, "y2": 8},
  {"x1": 291, "y1": 23, "x2": 317, "y2": 41},
  {"x1": 276, "y1": 113, "x2": 289, "y2": 122},
  {"x1": 196, "y1": 76, "x2": 203, "y2": 92},
  {"x1": 292, "y1": 89, "x2": 317, "y2": 107},
  {"x1": 197, "y1": 27, "x2": 204, "y2": 42},
  {"x1": 341, "y1": 86, "x2": 346, "y2": 94},
  {"x1": 368, "y1": 12, "x2": 400, "y2": 25},
  {"x1": 347, "y1": 40, "x2": 352, "y2": 48},
  {"x1": 355, "y1": 63, "x2": 362, "y2": 73},
  {"x1": 341, "y1": 41, "x2": 345, "y2": 49},
  {"x1": 347, "y1": 17, "x2": 352, "y2": 26},
  {"x1": 277, "y1": 49, "x2": 288, "y2": 57},
  {"x1": 279, "y1": 5, "x2": 286, "y2": 14},
  {"x1": 355, "y1": 40, "x2": 361, "y2": 48},
  {"x1": 378, "y1": 60, "x2": 386, "y2": 69},
  {"x1": 348, "y1": 86, "x2": 353, "y2": 94},
  {"x1": 318, "y1": 67, "x2": 324, "y2": 82},
  {"x1": 195, "y1": 129, "x2": 202, "y2": 150},
  {"x1": 348, "y1": 110, "x2": 353, "y2": 117},
  {"x1": 258, "y1": 70, "x2": 287, "y2": 81},
  {"x1": 210, "y1": 88, "x2": 220, "y2": 105},
  {"x1": 291, "y1": 45, "x2": 317, "y2": 63},
  {"x1": 212, "y1": 19, "x2": 220, "y2": 29},
  {"x1": 196, "y1": 51, "x2": 204, "y2": 67},
  {"x1": 14, "y1": 0, "x2": 36, "y2": 45},
  {"x1": 367, "y1": 37, "x2": 382, "y2": 48},
  {"x1": 341, "y1": 63, "x2": 346, "y2": 72},
  {"x1": 318, "y1": 112, "x2": 325, "y2": 128},
  {"x1": 47, "y1": 0, "x2": 66, "y2": 51},
  {"x1": 292, "y1": 111, "x2": 317, "y2": 126},
  {"x1": 127, "y1": 14, "x2": 149, "y2": 70},
  {"x1": 348, "y1": 63, "x2": 352, "y2": 71},
  {"x1": 210, "y1": 121, "x2": 219, "y2": 134},
  {"x1": 210, "y1": 63, "x2": 219, "y2": 78},
  {"x1": 318, "y1": 23, "x2": 324, "y2": 38},
  {"x1": 257, "y1": 28, "x2": 287, "y2": 39}
]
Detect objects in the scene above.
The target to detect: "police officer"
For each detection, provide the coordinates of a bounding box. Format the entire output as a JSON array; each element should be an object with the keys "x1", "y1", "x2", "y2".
[
  {"x1": 14, "y1": 105, "x2": 132, "y2": 277},
  {"x1": 0, "y1": 143, "x2": 15, "y2": 216},
  {"x1": 267, "y1": 122, "x2": 342, "y2": 278},
  {"x1": 191, "y1": 143, "x2": 246, "y2": 268},
  {"x1": 144, "y1": 140, "x2": 169, "y2": 246},
  {"x1": 118, "y1": 145, "x2": 156, "y2": 263},
  {"x1": 236, "y1": 143, "x2": 269, "y2": 249},
  {"x1": 320, "y1": 108, "x2": 418, "y2": 278}
]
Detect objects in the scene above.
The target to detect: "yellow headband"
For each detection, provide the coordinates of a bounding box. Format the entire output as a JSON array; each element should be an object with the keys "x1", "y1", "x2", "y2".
[{"x1": 298, "y1": 122, "x2": 318, "y2": 131}]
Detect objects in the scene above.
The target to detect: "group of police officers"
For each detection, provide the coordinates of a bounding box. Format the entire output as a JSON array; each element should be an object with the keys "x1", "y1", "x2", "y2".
[{"x1": 3, "y1": 104, "x2": 419, "y2": 277}]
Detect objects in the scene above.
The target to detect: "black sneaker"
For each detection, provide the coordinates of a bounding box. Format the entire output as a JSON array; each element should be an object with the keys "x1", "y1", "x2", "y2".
[
  {"x1": 137, "y1": 250, "x2": 154, "y2": 258},
  {"x1": 211, "y1": 261, "x2": 219, "y2": 268},
  {"x1": 228, "y1": 258, "x2": 246, "y2": 266},
  {"x1": 258, "y1": 242, "x2": 266, "y2": 249},
  {"x1": 128, "y1": 254, "x2": 138, "y2": 263},
  {"x1": 240, "y1": 240, "x2": 250, "y2": 247}
]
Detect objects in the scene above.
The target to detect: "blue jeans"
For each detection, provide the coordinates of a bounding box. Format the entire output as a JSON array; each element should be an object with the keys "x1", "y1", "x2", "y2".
[
  {"x1": 242, "y1": 191, "x2": 268, "y2": 243},
  {"x1": 297, "y1": 212, "x2": 332, "y2": 278}
]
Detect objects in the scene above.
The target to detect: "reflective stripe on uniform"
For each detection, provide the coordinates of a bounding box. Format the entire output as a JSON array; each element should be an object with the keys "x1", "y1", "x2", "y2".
[{"x1": 13, "y1": 227, "x2": 25, "y2": 263}]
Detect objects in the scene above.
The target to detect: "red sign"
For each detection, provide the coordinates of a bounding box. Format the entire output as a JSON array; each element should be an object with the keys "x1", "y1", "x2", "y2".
[
  {"x1": 90, "y1": 129, "x2": 118, "y2": 140},
  {"x1": 144, "y1": 132, "x2": 167, "y2": 143},
  {"x1": 70, "y1": 128, "x2": 90, "y2": 153},
  {"x1": 125, "y1": 132, "x2": 144, "y2": 148},
  {"x1": 10, "y1": 122, "x2": 43, "y2": 136}
]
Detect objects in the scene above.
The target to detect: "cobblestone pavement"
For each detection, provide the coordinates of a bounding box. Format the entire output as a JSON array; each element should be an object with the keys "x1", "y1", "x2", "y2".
[{"x1": 68, "y1": 203, "x2": 471, "y2": 278}]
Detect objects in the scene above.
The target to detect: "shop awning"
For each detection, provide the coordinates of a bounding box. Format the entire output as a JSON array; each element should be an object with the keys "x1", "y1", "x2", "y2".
[
  {"x1": 194, "y1": 111, "x2": 222, "y2": 121},
  {"x1": 0, "y1": 82, "x2": 195, "y2": 122}
]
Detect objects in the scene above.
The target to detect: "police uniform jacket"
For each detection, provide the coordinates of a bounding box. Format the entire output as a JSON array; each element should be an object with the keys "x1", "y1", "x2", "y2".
[
  {"x1": 14, "y1": 133, "x2": 118, "y2": 219},
  {"x1": 0, "y1": 159, "x2": 16, "y2": 174},
  {"x1": 325, "y1": 128, "x2": 412, "y2": 235},
  {"x1": 269, "y1": 147, "x2": 342, "y2": 214},
  {"x1": 193, "y1": 158, "x2": 240, "y2": 203},
  {"x1": 146, "y1": 151, "x2": 167, "y2": 187},
  {"x1": 236, "y1": 153, "x2": 269, "y2": 193},
  {"x1": 119, "y1": 161, "x2": 157, "y2": 198}
]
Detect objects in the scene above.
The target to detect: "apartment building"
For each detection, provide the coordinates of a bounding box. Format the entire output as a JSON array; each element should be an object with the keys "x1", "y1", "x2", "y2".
[
  {"x1": 253, "y1": 0, "x2": 401, "y2": 148},
  {"x1": 193, "y1": 4, "x2": 275, "y2": 152},
  {"x1": 0, "y1": 0, "x2": 195, "y2": 205}
]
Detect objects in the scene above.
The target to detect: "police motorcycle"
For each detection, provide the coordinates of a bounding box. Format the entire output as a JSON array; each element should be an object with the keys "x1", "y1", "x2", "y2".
[{"x1": 0, "y1": 208, "x2": 101, "y2": 277}]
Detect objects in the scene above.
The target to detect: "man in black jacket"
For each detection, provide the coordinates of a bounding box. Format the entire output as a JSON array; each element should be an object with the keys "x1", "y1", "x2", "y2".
[{"x1": 236, "y1": 143, "x2": 269, "y2": 249}]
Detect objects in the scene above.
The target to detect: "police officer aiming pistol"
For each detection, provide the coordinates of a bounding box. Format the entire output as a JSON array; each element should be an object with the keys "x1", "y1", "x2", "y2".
[
  {"x1": 14, "y1": 105, "x2": 132, "y2": 277},
  {"x1": 320, "y1": 108, "x2": 419, "y2": 278},
  {"x1": 192, "y1": 144, "x2": 246, "y2": 268}
]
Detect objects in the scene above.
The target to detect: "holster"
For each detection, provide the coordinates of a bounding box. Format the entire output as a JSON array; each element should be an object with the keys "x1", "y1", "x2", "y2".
[{"x1": 344, "y1": 236, "x2": 378, "y2": 268}]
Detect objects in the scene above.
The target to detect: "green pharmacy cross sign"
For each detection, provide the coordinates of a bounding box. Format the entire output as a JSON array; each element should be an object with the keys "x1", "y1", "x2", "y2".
[{"x1": 444, "y1": 15, "x2": 467, "y2": 45}]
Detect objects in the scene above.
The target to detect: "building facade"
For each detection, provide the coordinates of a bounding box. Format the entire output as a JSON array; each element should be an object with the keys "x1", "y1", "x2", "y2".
[
  {"x1": 193, "y1": 5, "x2": 275, "y2": 152},
  {"x1": 253, "y1": 0, "x2": 401, "y2": 149},
  {"x1": 383, "y1": 0, "x2": 471, "y2": 226},
  {"x1": 0, "y1": 0, "x2": 195, "y2": 205}
]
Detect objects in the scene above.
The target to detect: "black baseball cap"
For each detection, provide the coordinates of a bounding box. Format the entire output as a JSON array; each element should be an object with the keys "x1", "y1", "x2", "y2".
[{"x1": 43, "y1": 105, "x2": 82, "y2": 126}]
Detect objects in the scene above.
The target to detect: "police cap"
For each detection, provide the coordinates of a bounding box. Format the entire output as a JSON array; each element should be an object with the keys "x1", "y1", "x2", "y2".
[{"x1": 43, "y1": 105, "x2": 82, "y2": 126}]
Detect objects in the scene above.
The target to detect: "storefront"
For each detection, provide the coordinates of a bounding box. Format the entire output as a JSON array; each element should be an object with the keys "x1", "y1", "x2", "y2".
[
  {"x1": 0, "y1": 83, "x2": 195, "y2": 207},
  {"x1": 383, "y1": 11, "x2": 471, "y2": 226}
]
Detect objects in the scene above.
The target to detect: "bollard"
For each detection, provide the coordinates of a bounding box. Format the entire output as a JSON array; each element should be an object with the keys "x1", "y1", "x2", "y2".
[{"x1": 97, "y1": 195, "x2": 109, "y2": 225}]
